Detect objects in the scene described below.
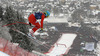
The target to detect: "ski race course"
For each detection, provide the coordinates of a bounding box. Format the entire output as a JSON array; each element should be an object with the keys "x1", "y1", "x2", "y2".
[{"x1": 45, "y1": 33, "x2": 77, "y2": 56}]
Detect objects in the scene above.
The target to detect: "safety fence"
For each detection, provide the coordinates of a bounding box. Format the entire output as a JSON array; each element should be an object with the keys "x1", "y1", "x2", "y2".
[{"x1": 0, "y1": 37, "x2": 37, "y2": 56}]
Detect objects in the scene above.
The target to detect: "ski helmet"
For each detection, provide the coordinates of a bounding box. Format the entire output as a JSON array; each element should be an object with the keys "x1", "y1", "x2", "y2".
[{"x1": 44, "y1": 11, "x2": 50, "y2": 17}]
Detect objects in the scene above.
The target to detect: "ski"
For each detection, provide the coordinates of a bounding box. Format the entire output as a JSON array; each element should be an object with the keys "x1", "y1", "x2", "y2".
[
  {"x1": 11, "y1": 28, "x2": 50, "y2": 49},
  {"x1": 11, "y1": 28, "x2": 36, "y2": 39}
]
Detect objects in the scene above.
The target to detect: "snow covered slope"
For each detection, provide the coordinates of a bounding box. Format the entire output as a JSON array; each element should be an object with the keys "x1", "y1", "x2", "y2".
[
  {"x1": 45, "y1": 33, "x2": 77, "y2": 56},
  {"x1": 44, "y1": 18, "x2": 68, "y2": 23},
  {"x1": 0, "y1": 51, "x2": 9, "y2": 56}
]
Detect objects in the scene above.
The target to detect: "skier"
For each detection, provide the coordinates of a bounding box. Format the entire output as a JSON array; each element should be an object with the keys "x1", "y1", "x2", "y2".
[{"x1": 28, "y1": 11, "x2": 50, "y2": 39}]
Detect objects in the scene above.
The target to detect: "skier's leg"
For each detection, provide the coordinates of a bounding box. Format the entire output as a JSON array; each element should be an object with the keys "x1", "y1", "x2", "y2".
[
  {"x1": 28, "y1": 30, "x2": 37, "y2": 39},
  {"x1": 32, "y1": 26, "x2": 40, "y2": 32},
  {"x1": 28, "y1": 14, "x2": 40, "y2": 27},
  {"x1": 28, "y1": 14, "x2": 41, "y2": 39},
  {"x1": 28, "y1": 23, "x2": 40, "y2": 39},
  {"x1": 28, "y1": 14, "x2": 37, "y2": 39},
  {"x1": 28, "y1": 14, "x2": 37, "y2": 26}
]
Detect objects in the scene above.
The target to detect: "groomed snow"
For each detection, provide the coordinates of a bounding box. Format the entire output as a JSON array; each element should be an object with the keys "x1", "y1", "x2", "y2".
[
  {"x1": 57, "y1": 33, "x2": 77, "y2": 47},
  {"x1": 44, "y1": 18, "x2": 68, "y2": 23},
  {"x1": 46, "y1": 33, "x2": 77, "y2": 56},
  {"x1": 0, "y1": 51, "x2": 9, "y2": 56}
]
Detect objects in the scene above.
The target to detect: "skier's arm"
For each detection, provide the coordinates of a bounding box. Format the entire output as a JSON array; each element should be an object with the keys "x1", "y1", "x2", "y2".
[{"x1": 41, "y1": 15, "x2": 45, "y2": 29}]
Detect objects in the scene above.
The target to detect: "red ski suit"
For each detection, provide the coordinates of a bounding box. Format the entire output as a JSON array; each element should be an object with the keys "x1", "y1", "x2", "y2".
[{"x1": 28, "y1": 13, "x2": 45, "y2": 32}]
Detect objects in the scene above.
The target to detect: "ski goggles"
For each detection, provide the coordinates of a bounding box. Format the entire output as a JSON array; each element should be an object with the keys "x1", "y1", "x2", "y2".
[{"x1": 44, "y1": 12, "x2": 49, "y2": 17}]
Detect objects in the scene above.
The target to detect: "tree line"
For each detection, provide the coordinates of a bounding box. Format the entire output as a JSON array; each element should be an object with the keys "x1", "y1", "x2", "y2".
[{"x1": 0, "y1": 6, "x2": 35, "y2": 52}]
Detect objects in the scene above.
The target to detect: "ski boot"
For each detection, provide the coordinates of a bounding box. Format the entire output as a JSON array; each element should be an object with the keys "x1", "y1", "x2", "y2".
[{"x1": 28, "y1": 31, "x2": 36, "y2": 39}]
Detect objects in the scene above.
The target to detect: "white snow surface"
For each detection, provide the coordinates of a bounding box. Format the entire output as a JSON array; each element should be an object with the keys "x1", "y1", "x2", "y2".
[
  {"x1": 44, "y1": 18, "x2": 68, "y2": 23},
  {"x1": 49, "y1": 26, "x2": 58, "y2": 31},
  {"x1": 0, "y1": 51, "x2": 9, "y2": 56},
  {"x1": 46, "y1": 33, "x2": 77, "y2": 56}
]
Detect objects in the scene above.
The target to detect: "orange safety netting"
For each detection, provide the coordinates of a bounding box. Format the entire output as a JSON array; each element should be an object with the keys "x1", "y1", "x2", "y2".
[{"x1": 0, "y1": 37, "x2": 37, "y2": 56}]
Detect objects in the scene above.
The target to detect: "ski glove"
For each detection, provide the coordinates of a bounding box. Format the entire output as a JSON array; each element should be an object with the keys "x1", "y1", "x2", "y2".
[
  {"x1": 41, "y1": 28, "x2": 43, "y2": 31},
  {"x1": 40, "y1": 28, "x2": 43, "y2": 33},
  {"x1": 29, "y1": 22, "x2": 31, "y2": 26}
]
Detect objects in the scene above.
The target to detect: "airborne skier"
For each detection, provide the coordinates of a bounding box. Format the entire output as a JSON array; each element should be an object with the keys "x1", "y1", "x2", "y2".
[{"x1": 28, "y1": 11, "x2": 50, "y2": 38}]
